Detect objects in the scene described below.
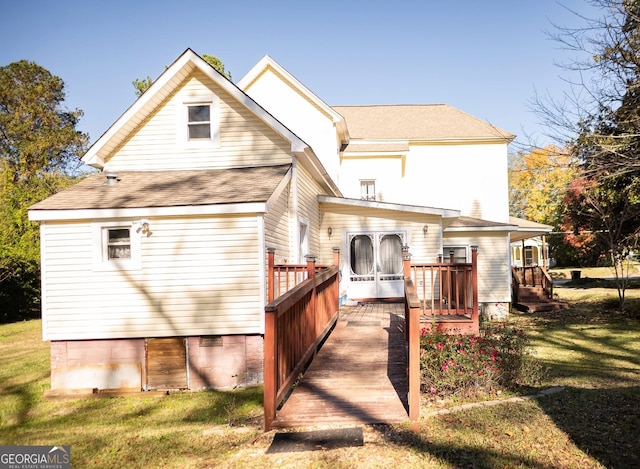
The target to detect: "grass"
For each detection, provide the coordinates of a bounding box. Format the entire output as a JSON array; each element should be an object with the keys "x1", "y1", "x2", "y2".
[{"x1": 2, "y1": 284, "x2": 640, "y2": 467}]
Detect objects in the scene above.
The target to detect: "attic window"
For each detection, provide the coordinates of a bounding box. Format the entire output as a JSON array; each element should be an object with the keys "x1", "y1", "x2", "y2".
[{"x1": 187, "y1": 104, "x2": 211, "y2": 139}]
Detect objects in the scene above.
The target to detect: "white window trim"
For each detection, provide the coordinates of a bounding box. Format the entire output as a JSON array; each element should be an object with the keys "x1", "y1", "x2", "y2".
[
  {"x1": 360, "y1": 179, "x2": 376, "y2": 201},
  {"x1": 298, "y1": 216, "x2": 309, "y2": 264},
  {"x1": 92, "y1": 221, "x2": 142, "y2": 271},
  {"x1": 177, "y1": 93, "x2": 220, "y2": 148},
  {"x1": 443, "y1": 245, "x2": 469, "y2": 263}
]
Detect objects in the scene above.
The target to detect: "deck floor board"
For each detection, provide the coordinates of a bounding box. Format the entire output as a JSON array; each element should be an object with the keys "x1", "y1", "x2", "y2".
[{"x1": 272, "y1": 303, "x2": 410, "y2": 428}]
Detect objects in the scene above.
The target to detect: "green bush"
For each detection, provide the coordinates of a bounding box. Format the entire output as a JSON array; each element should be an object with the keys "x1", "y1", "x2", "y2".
[{"x1": 420, "y1": 323, "x2": 545, "y2": 398}]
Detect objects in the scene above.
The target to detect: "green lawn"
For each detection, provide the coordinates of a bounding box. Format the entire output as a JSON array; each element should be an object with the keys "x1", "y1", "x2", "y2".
[{"x1": 1, "y1": 287, "x2": 639, "y2": 468}]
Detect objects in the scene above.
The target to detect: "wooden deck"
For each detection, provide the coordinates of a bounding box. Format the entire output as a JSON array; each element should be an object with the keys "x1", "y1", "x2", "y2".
[{"x1": 271, "y1": 302, "x2": 409, "y2": 428}]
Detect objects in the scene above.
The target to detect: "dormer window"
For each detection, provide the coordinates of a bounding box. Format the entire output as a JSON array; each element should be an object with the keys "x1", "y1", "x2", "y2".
[{"x1": 187, "y1": 104, "x2": 211, "y2": 139}]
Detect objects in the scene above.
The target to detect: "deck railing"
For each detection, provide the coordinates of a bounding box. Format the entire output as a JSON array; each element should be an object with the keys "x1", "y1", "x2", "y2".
[
  {"x1": 512, "y1": 265, "x2": 553, "y2": 302},
  {"x1": 404, "y1": 247, "x2": 479, "y2": 318},
  {"x1": 267, "y1": 248, "x2": 334, "y2": 301},
  {"x1": 263, "y1": 248, "x2": 340, "y2": 431},
  {"x1": 403, "y1": 246, "x2": 479, "y2": 424}
]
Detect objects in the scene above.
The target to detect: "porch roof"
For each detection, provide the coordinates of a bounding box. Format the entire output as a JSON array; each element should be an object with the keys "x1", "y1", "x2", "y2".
[
  {"x1": 508, "y1": 216, "x2": 554, "y2": 242},
  {"x1": 445, "y1": 216, "x2": 517, "y2": 232},
  {"x1": 318, "y1": 195, "x2": 460, "y2": 218}
]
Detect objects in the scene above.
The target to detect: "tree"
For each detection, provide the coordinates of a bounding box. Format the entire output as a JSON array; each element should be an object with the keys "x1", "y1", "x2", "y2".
[
  {"x1": 132, "y1": 53, "x2": 232, "y2": 97},
  {"x1": 533, "y1": 1, "x2": 640, "y2": 309},
  {"x1": 0, "y1": 60, "x2": 87, "y2": 321},
  {"x1": 509, "y1": 145, "x2": 575, "y2": 226}
]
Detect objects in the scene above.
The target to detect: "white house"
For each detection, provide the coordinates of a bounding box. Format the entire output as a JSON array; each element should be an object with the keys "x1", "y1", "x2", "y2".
[{"x1": 29, "y1": 49, "x2": 548, "y2": 392}]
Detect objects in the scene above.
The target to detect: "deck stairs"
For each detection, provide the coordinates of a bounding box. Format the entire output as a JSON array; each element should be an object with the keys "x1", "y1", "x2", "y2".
[{"x1": 514, "y1": 285, "x2": 568, "y2": 312}]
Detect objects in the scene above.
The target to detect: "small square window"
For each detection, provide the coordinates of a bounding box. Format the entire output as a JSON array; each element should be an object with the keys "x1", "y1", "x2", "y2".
[
  {"x1": 107, "y1": 228, "x2": 131, "y2": 260},
  {"x1": 187, "y1": 104, "x2": 211, "y2": 139},
  {"x1": 443, "y1": 246, "x2": 468, "y2": 263},
  {"x1": 360, "y1": 180, "x2": 376, "y2": 201}
]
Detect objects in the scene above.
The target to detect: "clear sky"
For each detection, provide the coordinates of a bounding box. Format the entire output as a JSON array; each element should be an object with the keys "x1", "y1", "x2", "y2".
[{"x1": 1, "y1": 0, "x2": 596, "y2": 149}]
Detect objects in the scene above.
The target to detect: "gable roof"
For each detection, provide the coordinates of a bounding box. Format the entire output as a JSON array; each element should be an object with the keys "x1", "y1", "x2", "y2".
[
  {"x1": 80, "y1": 48, "x2": 339, "y2": 196},
  {"x1": 238, "y1": 55, "x2": 349, "y2": 143},
  {"x1": 29, "y1": 164, "x2": 292, "y2": 221},
  {"x1": 333, "y1": 104, "x2": 514, "y2": 144}
]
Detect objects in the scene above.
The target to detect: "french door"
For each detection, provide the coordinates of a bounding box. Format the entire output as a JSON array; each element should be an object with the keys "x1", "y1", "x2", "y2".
[{"x1": 347, "y1": 231, "x2": 405, "y2": 299}]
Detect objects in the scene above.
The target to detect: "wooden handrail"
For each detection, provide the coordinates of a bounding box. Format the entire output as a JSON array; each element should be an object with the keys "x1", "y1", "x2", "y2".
[
  {"x1": 404, "y1": 278, "x2": 420, "y2": 422},
  {"x1": 513, "y1": 265, "x2": 553, "y2": 299},
  {"x1": 264, "y1": 249, "x2": 340, "y2": 431},
  {"x1": 402, "y1": 246, "x2": 479, "y2": 423}
]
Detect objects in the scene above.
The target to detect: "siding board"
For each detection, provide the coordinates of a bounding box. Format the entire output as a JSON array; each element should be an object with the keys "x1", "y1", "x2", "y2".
[{"x1": 41, "y1": 215, "x2": 263, "y2": 340}]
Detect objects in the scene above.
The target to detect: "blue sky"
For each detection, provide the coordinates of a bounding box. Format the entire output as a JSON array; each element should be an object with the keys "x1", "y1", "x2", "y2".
[{"x1": 1, "y1": 1, "x2": 595, "y2": 148}]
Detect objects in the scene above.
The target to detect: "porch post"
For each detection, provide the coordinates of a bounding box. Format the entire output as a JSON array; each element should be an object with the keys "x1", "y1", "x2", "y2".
[
  {"x1": 306, "y1": 254, "x2": 317, "y2": 341},
  {"x1": 402, "y1": 245, "x2": 411, "y2": 345},
  {"x1": 471, "y1": 246, "x2": 479, "y2": 332},
  {"x1": 402, "y1": 245, "x2": 411, "y2": 280},
  {"x1": 267, "y1": 247, "x2": 275, "y2": 303},
  {"x1": 332, "y1": 247, "x2": 341, "y2": 311},
  {"x1": 264, "y1": 305, "x2": 276, "y2": 431}
]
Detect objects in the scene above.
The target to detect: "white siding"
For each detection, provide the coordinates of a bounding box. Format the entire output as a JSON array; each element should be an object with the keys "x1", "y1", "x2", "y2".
[
  {"x1": 107, "y1": 71, "x2": 292, "y2": 171},
  {"x1": 319, "y1": 205, "x2": 442, "y2": 266},
  {"x1": 264, "y1": 180, "x2": 292, "y2": 264},
  {"x1": 295, "y1": 162, "x2": 326, "y2": 260},
  {"x1": 443, "y1": 231, "x2": 511, "y2": 303},
  {"x1": 339, "y1": 142, "x2": 510, "y2": 223},
  {"x1": 403, "y1": 143, "x2": 510, "y2": 223},
  {"x1": 243, "y1": 69, "x2": 341, "y2": 183},
  {"x1": 339, "y1": 156, "x2": 404, "y2": 202},
  {"x1": 41, "y1": 215, "x2": 263, "y2": 340}
]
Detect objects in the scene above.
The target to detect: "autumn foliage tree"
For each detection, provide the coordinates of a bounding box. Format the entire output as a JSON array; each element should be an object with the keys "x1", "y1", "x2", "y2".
[
  {"x1": 533, "y1": 1, "x2": 640, "y2": 308},
  {"x1": 509, "y1": 145, "x2": 574, "y2": 226}
]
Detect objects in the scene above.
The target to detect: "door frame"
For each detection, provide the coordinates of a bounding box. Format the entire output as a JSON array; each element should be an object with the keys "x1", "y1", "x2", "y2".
[{"x1": 345, "y1": 229, "x2": 407, "y2": 299}]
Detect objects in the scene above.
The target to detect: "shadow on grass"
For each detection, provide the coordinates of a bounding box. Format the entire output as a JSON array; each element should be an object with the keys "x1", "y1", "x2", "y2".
[
  {"x1": 537, "y1": 386, "x2": 640, "y2": 468},
  {"x1": 370, "y1": 385, "x2": 639, "y2": 468}
]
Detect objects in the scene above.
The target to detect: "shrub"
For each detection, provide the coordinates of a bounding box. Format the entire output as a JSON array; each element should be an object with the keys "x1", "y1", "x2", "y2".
[{"x1": 420, "y1": 323, "x2": 545, "y2": 398}]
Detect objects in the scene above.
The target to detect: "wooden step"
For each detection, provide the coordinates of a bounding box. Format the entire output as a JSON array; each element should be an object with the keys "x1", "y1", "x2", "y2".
[{"x1": 514, "y1": 300, "x2": 569, "y2": 313}]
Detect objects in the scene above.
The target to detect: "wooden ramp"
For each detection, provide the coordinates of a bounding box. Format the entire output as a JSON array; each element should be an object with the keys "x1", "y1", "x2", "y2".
[{"x1": 272, "y1": 303, "x2": 409, "y2": 428}]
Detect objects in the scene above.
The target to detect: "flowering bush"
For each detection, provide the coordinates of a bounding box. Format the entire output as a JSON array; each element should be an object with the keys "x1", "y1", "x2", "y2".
[{"x1": 420, "y1": 323, "x2": 545, "y2": 398}]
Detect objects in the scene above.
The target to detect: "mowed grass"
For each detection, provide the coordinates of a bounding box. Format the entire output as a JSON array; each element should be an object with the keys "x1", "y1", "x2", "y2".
[
  {"x1": 0, "y1": 320, "x2": 263, "y2": 468},
  {"x1": 2, "y1": 283, "x2": 640, "y2": 468}
]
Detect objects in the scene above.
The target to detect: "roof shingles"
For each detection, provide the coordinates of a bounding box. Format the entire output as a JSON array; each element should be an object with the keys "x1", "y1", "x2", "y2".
[
  {"x1": 333, "y1": 104, "x2": 514, "y2": 142},
  {"x1": 30, "y1": 164, "x2": 292, "y2": 211}
]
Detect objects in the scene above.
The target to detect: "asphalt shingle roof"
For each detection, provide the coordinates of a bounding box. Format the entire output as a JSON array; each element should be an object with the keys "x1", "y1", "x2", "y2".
[
  {"x1": 30, "y1": 164, "x2": 292, "y2": 211},
  {"x1": 333, "y1": 104, "x2": 514, "y2": 142}
]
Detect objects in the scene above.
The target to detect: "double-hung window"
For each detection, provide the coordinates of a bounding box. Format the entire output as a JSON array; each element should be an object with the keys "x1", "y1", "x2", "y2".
[
  {"x1": 93, "y1": 222, "x2": 141, "y2": 270},
  {"x1": 106, "y1": 228, "x2": 131, "y2": 260},
  {"x1": 187, "y1": 104, "x2": 211, "y2": 140},
  {"x1": 180, "y1": 94, "x2": 220, "y2": 146},
  {"x1": 443, "y1": 246, "x2": 468, "y2": 263},
  {"x1": 360, "y1": 180, "x2": 376, "y2": 201}
]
